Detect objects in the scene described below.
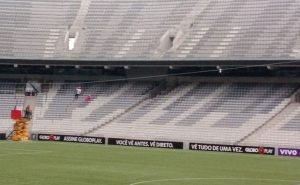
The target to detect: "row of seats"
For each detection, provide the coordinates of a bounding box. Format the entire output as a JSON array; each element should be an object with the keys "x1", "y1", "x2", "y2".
[
  {"x1": 90, "y1": 82, "x2": 298, "y2": 145},
  {"x1": 31, "y1": 81, "x2": 156, "y2": 135},
  {"x1": 244, "y1": 102, "x2": 300, "y2": 148},
  {"x1": 0, "y1": 0, "x2": 81, "y2": 59},
  {"x1": 1, "y1": 0, "x2": 299, "y2": 60},
  {"x1": 0, "y1": 80, "x2": 299, "y2": 147}
]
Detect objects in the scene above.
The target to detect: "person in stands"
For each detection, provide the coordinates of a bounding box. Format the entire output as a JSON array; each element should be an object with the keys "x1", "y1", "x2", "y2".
[
  {"x1": 24, "y1": 105, "x2": 32, "y2": 119},
  {"x1": 75, "y1": 86, "x2": 82, "y2": 100},
  {"x1": 84, "y1": 94, "x2": 92, "y2": 102}
]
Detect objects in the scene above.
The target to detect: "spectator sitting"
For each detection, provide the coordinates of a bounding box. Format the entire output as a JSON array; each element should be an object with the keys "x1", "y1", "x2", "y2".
[{"x1": 84, "y1": 94, "x2": 92, "y2": 102}]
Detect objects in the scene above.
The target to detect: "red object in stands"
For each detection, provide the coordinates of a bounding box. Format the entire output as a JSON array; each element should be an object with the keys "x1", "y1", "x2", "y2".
[
  {"x1": 11, "y1": 108, "x2": 21, "y2": 120},
  {"x1": 84, "y1": 95, "x2": 92, "y2": 102}
]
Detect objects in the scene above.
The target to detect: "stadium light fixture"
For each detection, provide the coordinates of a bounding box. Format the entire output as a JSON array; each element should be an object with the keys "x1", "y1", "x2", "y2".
[
  {"x1": 216, "y1": 66, "x2": 222, "y2": 74},
  {"x1": 267, "y1": 65, "x2": 273, "y2": 70}
]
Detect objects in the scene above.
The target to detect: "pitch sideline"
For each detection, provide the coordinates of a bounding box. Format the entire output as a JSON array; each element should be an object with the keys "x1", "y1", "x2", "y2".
[
  {"x1": 0, "y1": 147, "x2": 53, "y2": 156},
  {"x1": 129, "y1": 177, "x2": 300, "y2": 185}
]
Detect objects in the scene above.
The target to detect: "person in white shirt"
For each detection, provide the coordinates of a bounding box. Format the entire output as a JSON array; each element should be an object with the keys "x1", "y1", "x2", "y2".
[{"x1": 75, "y1": 86, "x2": 82, "y2": 100}]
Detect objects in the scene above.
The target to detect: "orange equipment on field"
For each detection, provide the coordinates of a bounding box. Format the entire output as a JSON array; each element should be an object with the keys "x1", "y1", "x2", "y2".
[{"x1": 11, "y1": 118, "x2": 29, "y2": 141}]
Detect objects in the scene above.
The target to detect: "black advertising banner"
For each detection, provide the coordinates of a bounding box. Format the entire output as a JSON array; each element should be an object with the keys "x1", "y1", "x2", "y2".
[
  {"x1": 37, "y1": 134, "x2": 105, "y2": 144},
  {"x1": 108, "y1": 138, "x2": 183, "y2": 149},
  {"x1": 189, "y1": 143, "x2": 275, "y2": 155},
  {"x1": 0, "y1": 133, "x2": 6, "y2": 140}
]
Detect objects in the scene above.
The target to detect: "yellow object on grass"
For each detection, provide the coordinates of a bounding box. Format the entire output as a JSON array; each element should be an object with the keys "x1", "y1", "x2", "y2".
[{"x1": 12, "y1": 118, "x2": 29, "y2": 141}]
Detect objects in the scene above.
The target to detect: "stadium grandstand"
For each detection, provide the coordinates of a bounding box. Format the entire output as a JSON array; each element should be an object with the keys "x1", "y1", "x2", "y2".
[{"x1": 0, "y1": 0, "x2": 300, "y2": 150}]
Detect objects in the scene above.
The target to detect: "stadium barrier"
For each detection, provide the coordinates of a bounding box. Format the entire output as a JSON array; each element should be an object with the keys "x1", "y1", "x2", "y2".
[
  {"x1": 32, "y1": 134, "x2": 279, "y2": 156},
  {"x1": 0, "y1": 133, "x2": 6, "y2": 140},
  {"x1": 108, "y1": 138, "x2": 183, "y2": 149},
  {"x1": 189, "y1": 143, "x2": 275, "y2": 155},
  {"x1": 278, "y1": 148, "x2": 300, "y2": 157},
  {"x1": 36, "y1": 134, "x2": 105, "y2": 145}
]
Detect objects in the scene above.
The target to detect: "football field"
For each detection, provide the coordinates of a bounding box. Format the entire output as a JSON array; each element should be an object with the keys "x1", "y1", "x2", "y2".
[{"x1": 0, "y1": 141, "x2": 299, "y2": 185}]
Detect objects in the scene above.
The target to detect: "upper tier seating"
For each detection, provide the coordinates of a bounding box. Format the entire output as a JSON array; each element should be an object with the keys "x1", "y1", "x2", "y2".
[
  {"x1": 0, "y1": 0, "x2": 81, "y2": 59},
  {"x1": 0, "y1": 0, "x2": 299, "y2": 60},
  {"x1": 165, "y1": 0, "x2": 300, "y2": 60}
]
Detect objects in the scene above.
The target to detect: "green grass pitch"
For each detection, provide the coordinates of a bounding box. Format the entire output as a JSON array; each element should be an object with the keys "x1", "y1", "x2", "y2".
[{"x1": 0, "y1": 141, "x2": 299, "y2": 185}]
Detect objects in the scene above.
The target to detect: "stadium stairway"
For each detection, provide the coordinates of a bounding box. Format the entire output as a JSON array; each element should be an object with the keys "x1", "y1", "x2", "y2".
[
  {"x1": 239, "y1": 103, "x2": 299, "y2": 146},
  {"x1": 155, "y1": 0, "x2": 211, "y2": 56},
  {"x1": 168, "y1": 83, "x2": 229, "y2": 125},
  {"x1": 238, "y1": 86, "x2": 300, "y2": 147},
  {"x1": 82, "y1": 94, "x2": 149, "y2": 135},
  {"x1": 71, "y1": 0, "x2": 91, "y2": 30},
  {"x1": 28, "y1": 81, "x2": 299, "y2": 147},
  {"x1": 1, "y1": 0, "x2": 300, "y2": 60},
  {"x1": 33, "y1": 83, "x2": 62, "y2": 118},
  {"x1": 69, "y1": 83, "x2": 134, "y2": 122},
  {"x1": 124, "y1": 83, "x2": 197, "y2": 125},
  {"x1": 24, "y1": 96, "x2": 36, "y2": 111},
  {"x1": 87, "y1": 82, "x2": 297, "y2": 145},
  {"x1": 31, "y1": 81, "x2": 158, "y2": 135},
  {"x1": 82, "y1": 82, "x2": 164, "y2": 135}
]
